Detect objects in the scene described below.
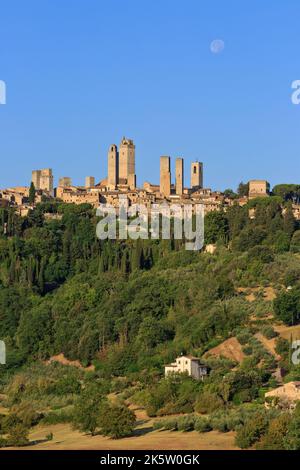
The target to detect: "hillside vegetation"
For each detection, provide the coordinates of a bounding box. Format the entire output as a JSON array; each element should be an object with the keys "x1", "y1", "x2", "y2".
[{"x1": 0, "y1": 197, "x2": 300, "y2": 449}]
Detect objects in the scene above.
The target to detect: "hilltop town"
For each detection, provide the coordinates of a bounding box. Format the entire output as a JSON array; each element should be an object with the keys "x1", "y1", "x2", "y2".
[
  {"x1": 1, "y1": 138, "x2": 300, "y2": 451},
  {"x1": 1, "y1": 137, "x2": 299, "y2": 220}
]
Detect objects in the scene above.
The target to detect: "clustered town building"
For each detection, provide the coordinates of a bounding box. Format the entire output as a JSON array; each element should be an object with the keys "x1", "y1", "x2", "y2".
[{"x1": 0, "y1": 137, "x2": 300, "y2": 220}]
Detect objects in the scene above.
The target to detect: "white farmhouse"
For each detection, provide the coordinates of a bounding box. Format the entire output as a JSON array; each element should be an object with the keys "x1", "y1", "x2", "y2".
[{"x1": 164, "y1": 355, "x2": 208, "y2": 381}]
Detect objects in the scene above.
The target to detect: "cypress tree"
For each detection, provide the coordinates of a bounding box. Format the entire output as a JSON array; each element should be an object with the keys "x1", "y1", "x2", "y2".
[
  {"x1": 29, "y1": 182, "x2": 36, "y2": 205},
  {"x1": 38, "y1": 258, "x2": 46, "y2": 294},
  {"x1": 121, "y1": 251, "x2": 128, "y2": 273},
  {"x1": 98, "y1": 255, "x2": 105, "y2": 273},
  {"x1": 283, "y1": 203, "x2": 296, "y2": 237}
]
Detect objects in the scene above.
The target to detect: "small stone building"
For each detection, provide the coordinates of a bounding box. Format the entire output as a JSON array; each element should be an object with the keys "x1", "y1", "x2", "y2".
[
  {"x1": 248, "y1": 180, "x2": 270, "y2": 199},
  {"x1": 164, "y1": 355, "x2": 208, "y2": 381},
  {"x1": 265, "y1": 381, "x2": 300, "y2": 409}
]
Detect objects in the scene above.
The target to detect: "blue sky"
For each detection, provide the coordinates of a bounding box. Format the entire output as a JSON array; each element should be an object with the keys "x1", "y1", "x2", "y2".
[{"x1": 0, "y1": 0, "x2": 300, "y2": 191}]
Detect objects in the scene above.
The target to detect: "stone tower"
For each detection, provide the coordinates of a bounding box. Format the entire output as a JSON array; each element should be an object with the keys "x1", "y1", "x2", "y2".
[
  {"x1": 118, "y1": 137, "x2": 136, "y2": 189},
  {"x1": 160, "y1": 156, "x2": 171, "y2": 197},
  {"x1": 108, "y1": 144, "x2": 119, "y2": 188},
  {"x1": 31, "y1": 170, "x2": 40, "y2": 189},
  {"x1": 32, "y1": 168, "x2": 53, "y2": 194},
  {"x1": 175, "y1": 158, "x2": 184, "y2": 195},
  {"x1": 59, "y1": 177, "x2": 72, "y2": 187},
  {"x1": 248, "y1": 180, "x2": 269, "y2": 199},
  {"x1": 85, "y1": 176, "x2": 95, "y2": 188},
  {"x1": 191, "y1": 162, "x2": 203, "y2": 190}
]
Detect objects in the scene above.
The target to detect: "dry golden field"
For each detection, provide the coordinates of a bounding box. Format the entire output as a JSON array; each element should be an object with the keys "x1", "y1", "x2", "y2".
[{"x1": 2, "y1": 404, "x2": 237, "y2": 451}]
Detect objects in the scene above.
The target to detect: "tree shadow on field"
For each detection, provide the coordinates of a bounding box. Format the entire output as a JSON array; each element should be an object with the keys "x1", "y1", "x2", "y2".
[
  {"x1": 132, "y1": 425, "x2": 154, "y2": 437},
  {"x1": 26, "y1": 437, "x2": 50, "y2": 446}
]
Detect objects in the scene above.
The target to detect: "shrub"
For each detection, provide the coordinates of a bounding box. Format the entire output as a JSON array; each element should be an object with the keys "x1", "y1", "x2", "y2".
[
  {"x1": 10, "y1": 401, "x2": 43, "y2": 427},
  {"x1": 1, "y1": 413, "x2": 22, "y2": 433},
  {"x1": 161, "y1": 418, "x2": 178, "y2": 431},
  {"x1": 98, "y1": 404, "x2": 136, "y2": 439},
  {"x1": 256, "y1": 413, "x2": 291, "y2": 450},
  {"x1": 130, "y1": 389, "x2": 150, "y2": 407},
  {"x1": 7, "y1": 423, "x2": 30, "y2": 447},
  {"x1": 274, "y1": 289, "x2": 300, "y2": 326},
  {"x1": 153, "y1": 420, "x2": 164, "y2": 430},
  {"x1": 242, "y1": 345, "x2": 253, "y2": 356},
  {"x1": 157, "y1": 401, "x2": 193, "y2": 416},
  {"x1": 143, "y1": 375, "x2": 201, "y2": 417},
  {"x1": 72, "y1": 384, "x2": 105, "y2": 435},
  {"x1": 194, "y1": 416, "x2": 212, "y2": 433},
  {"x1": 210, "y1": 415, "x2": 230, "y2": 433},
  {"x1": 176, "y1": 415, "x2": 195, "y2": 432},
  {"x1": 261, "y1": 326, "x2": 278, "y2": 340},
  {"x1": 144, "y1": 379, "x2": 178, "y2": 417},
  {"x1": 235, "y1": 411, "x2": 270, "y2": 449},
  {"x1": 194, "y1": 392, "x2": 224, "y2": 414},
  {"x1": 236, "y1": 330, "x2": 252, "y2": 345},
  {"x1": 0, "y1": 437, "x2": 8, "y2": 448},
  {"x1": 42, "y1": 408, "x2": 74, "y2": 424},
  {"x1": 283, "y1": 402, "x2": 300, "y2": 450},
  {"x1": 275, "y1": 337, "x2": 289, "y2": 359},
  {"x1": 210, "y1": 409, "x2": 244, "y2": 433},
  {"x1": 284, "y1": 268, "x2": 300, "y2": 287},
  {"x1": 290, "y1": 230, "x2": 300, "y2": 253},
  {"x1": 110, "y1": 378, "x2": 132, "y2": 394},
  {"x1": 223, "y1": 368, "x2": 262, "y2": 403},
  {"x1": 232, "y1": 389, "x2": 253, "y2": 405},
  {"x1": 226, "y1": 414, "x2": 243, "y2": 431},
  {"x1": 247, "y1": 246, "x2": 274, "y2": 264},
  {"x1": 47, "y1": 375, "x2": 81, "y2": 396}
]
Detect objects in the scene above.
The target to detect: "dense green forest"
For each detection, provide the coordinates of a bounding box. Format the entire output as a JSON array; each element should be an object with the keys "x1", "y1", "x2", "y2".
[
  {"x1": 1, "y1": 197, "x2": 299, "y2": 370},
  {"x1": 1, "y1": 195, "x2": 300, "y2": 448}
]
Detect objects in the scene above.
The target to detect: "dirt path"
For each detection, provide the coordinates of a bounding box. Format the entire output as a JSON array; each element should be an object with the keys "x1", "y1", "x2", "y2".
[
  {"x1": 275, "y1": 324, "x2": 300, "y2": 341},
  {"x1": 255, "y1": 333, "x2": 280, "y2": 360},
  {"x1": 46, "y1": 353, "x2": 95, "y2": 371},
  {"x1": 237, "y1": 286, "x2": 276, "y2": 302}
]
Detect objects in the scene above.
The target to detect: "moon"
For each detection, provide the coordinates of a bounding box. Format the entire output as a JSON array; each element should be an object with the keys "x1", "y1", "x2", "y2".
[{"x1": 210, "y1": 39, "x2": 225, "y2": 54}]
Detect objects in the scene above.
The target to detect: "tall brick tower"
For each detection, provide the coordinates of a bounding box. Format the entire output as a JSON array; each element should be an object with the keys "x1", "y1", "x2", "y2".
[
  {"x1": 160, "y1": 156, "x2": 171, "y2": 197},
  {"x1": 118, "y1": 137, "x2": 136, "y2": 189},
  {"x1": 32, "y1": 168, "x2": 53, "y2": 194},
  {"x1": 175, "y1": 158, "x2": 184, "y2": 195},
  {"x1": 107, "y1": 144, "x2": 119, "y2": 188},
  {"x1": 191, "y1": 162, "x2": 203, "y2": 190}
]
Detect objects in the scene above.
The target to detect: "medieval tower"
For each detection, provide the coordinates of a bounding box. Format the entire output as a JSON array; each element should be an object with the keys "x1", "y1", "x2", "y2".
[
  {"x1": 107, "y1": 144, "x2": 119, "y2": 188},
  {"x1": 175, "y1": 158, "x2": 184, "y2": 195},
  {"x1": 32, "y1": 168, "x2": 54, "y2": 194},
  {"x1": 191, "y1": 162, "x2": 203, "y2": 190},
  {"x1": 118, "y1": 137, "x2": 136, "y2": 189},
  {"x1": 160, "y1": 156, "x2": 171, "y2": 197}
]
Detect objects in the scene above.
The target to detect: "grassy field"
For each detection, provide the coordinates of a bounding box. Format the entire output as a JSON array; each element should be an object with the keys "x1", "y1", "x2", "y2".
[
  {"x1": 2, "y1": 404, "x2": 238, "y2": 451},
  {"x1": 4, "y1": 424, "x2": 237, "y2": 451}
]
